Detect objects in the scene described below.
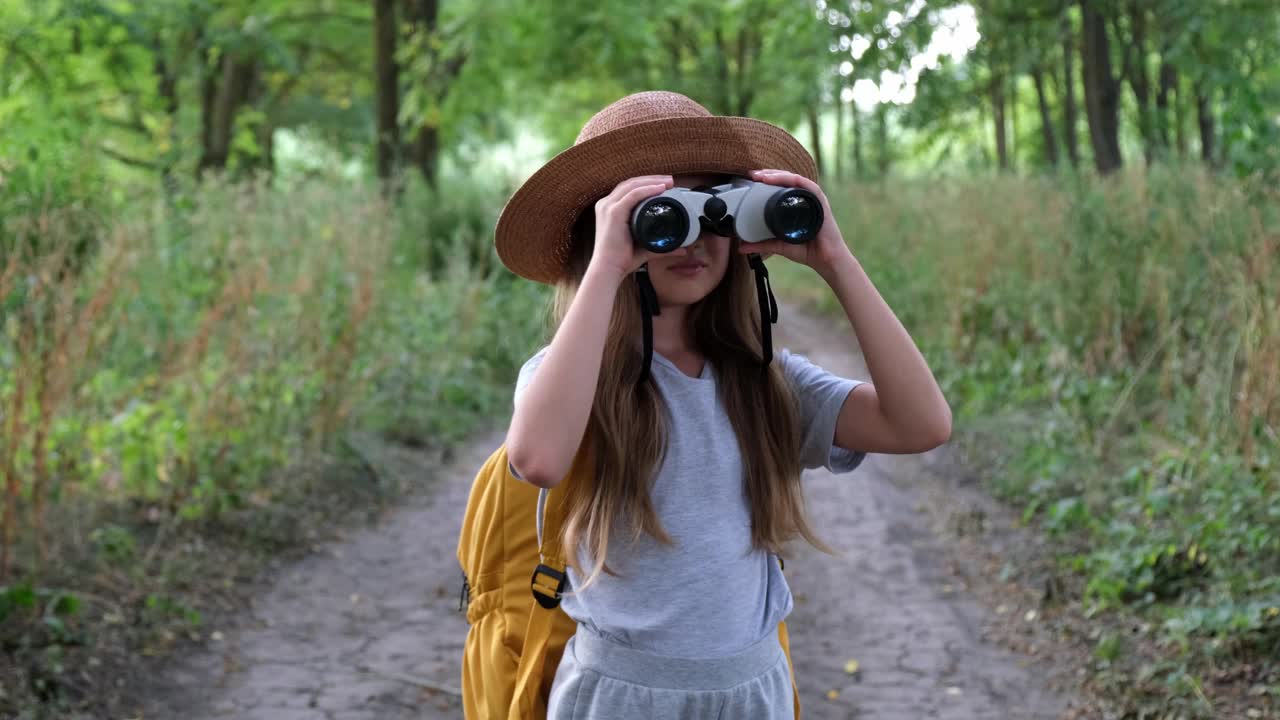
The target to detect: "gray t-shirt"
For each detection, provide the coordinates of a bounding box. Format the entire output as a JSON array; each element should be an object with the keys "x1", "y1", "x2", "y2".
[{"x1": 514, "y1": 346, "x2": 865, "y2": 659}]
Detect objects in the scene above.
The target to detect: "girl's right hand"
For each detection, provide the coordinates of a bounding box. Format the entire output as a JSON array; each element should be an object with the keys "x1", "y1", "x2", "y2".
[{"x1": 586, "y1": 174, "x2": 674, "y2": 283}]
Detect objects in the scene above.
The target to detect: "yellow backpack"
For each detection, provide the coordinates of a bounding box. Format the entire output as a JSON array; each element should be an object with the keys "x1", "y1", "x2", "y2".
[{"x1": 457, "y1": 443, "x2": 803, "y2": 719}]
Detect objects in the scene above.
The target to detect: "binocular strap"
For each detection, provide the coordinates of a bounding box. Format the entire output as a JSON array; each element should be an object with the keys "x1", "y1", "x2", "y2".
[
  {"x1": 636, "y1": 265, "x2": 661, "y2": 385},
  {"x1": 634, "y1": 256, "x2": 776, "y2": 386},
  {"x1": 747, "y1": 253, "x2": 779, "y2": 368}
]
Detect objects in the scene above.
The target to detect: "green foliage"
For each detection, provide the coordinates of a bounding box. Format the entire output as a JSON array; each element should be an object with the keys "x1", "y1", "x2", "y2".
[
  {"x1": 5, "y1": 0, "x2": 1276, "y2": 189},
  {"x1": 0, "y1": 174, "x2": 542, "y2": 525},
  {"x1": 506, "y1": 0, "x2": 831, "y2": 146},
  {"x1": 0, "y1": 167, "x2": 547, "y2": 714},
  {"x1": 0, "y1": 78, "x2": 110, "y2": 261},
  {"x1": 89, "y1": 524, "x2": 137, "y2": 563},
  {"x1": 142, "y1": 593, "x2": 200, "y2": 628},
  {"x1": 0, "y1": 585, "x2": 82, "y2": 645},
  {"x1": 773, "y1": 167, "x2": 1280, "y2": 710}
]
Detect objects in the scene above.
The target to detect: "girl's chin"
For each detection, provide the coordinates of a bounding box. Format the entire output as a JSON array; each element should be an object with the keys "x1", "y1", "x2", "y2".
[{"x1": 655, "y1": 288, "x2": 713, "y2": 307}]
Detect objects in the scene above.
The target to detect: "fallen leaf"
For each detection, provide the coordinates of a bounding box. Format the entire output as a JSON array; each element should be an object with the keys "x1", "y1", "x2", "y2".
[
  {"x1": 826, "y1": 689, "x2": 840, "y2": 701},
  {"x1": 844, "y1": 659, "x2": 860, "y2": 675}
]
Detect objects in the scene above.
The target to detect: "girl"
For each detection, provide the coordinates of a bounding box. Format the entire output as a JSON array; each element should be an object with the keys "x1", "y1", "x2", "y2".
[{"x1": 497, "y1": 91, "x2": 951, "y2": 719}]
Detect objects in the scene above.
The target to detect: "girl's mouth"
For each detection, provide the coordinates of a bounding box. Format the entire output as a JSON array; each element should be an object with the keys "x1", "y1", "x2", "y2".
[{"x1": 667, "y1": 260, "x2": 706, "y2": 277}]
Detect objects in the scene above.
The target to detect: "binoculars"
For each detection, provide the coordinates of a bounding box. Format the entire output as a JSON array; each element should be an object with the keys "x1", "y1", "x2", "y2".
[{"x1": 629, "y1": 177, "x2": 824, "y2": 253}]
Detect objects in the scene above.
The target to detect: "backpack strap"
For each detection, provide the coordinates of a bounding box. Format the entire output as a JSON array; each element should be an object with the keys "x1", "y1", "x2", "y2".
[
  {"x1": 510, "y1": 460, "x2": 578, "y2": 719},
  {"x1": 530, "y1": 487, "x2": 568, "y2": 609},
  {"x1": 775, "y1": 555, "x2": 802, "y2": 719}
]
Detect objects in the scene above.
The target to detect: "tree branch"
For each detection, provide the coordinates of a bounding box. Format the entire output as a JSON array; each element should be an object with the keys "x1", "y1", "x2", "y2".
[
  {"x1": 265, "y1": 48, "x2": 311, "y2": 114},
  {"x1": 99, "y1": 114, "x2": 149, "y2": 135},
  {"x1": 1110, "y1": 14, "x2": 1133, "y2": 88},
  {"x1": 442, "y1": 50, "x2": 468, "y2": 84},
  {"x1": 5, "y1": 38, "x2": 50, "y2": 86},
  {"x1": 266, "y1": 12, "x2": 370, "y2": 29},
  {"x1": 99, "y1": 145, "x2": 158, "y2": 170}
]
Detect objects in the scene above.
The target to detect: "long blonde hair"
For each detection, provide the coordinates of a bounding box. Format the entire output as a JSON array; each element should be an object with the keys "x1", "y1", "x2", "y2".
[{"x1": 552, "y1": 209, "x2": 830, "y2": 589}]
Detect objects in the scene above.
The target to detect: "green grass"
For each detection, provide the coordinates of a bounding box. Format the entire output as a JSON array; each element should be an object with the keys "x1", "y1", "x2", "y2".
[{"x1": 773, "y1": 165, "x2": 1280, "y2": 717}]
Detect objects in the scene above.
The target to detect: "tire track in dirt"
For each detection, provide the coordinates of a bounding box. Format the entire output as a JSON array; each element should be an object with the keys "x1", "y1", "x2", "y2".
[{"x1": 140, "y1": 302, "x2": 1071, "y2": 719}]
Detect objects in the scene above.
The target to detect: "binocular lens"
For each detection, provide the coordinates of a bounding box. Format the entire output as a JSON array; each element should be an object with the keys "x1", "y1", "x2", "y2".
[
  {"x1": 766, "y1": 191, "x2": 823, "y2": 243},
  {"x1": 634, "y1": 199, "x2": 689, "y2": 253}
]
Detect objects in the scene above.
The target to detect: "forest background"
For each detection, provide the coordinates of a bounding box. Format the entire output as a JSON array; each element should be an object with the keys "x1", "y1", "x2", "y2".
[{"x1": 1, "y1": 0, "x2": 1277, "y2": 717}]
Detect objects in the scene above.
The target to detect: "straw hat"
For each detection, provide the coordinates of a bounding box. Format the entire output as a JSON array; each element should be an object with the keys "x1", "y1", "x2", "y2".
[{"x1": 494, "y1": 91, "x2": 818, "y2": 284}]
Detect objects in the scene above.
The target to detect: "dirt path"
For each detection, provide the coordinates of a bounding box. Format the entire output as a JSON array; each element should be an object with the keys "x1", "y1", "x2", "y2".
[
  {"x1": 140, "y1": 302, "x2": 1077, "y2": 719},
  {"x1": 773, "y1": 305, "x2": 1072, "y2": 719},
  {"x1": 139, "y1": 435, "x2": 481, "y2": 719}
]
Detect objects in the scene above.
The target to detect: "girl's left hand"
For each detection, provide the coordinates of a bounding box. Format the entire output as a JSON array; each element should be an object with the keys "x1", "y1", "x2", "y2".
[{"x1": 740, "y1": 169, "x2": 854, "y2": 277}]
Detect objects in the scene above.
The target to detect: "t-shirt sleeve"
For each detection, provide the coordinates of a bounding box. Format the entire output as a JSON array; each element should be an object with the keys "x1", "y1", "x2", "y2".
[
  {"x1": 778, "y1": 348, "x2": 867, "y2": 474},
  {"x1": 513, "y1": 345, "x2": 550, "y2": 407},
  {"x1": 509, "y1": 346, "x2": 551, "y2": 481}
]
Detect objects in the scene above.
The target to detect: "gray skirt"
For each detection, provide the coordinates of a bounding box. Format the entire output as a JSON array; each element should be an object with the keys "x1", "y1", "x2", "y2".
[{"x1": 547, "y1": 625, "x2": 794, "y2": 720}]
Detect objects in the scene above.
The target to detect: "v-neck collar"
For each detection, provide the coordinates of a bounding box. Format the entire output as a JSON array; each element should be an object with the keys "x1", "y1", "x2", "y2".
[{"x1": 650, "y1": 350, "x2": 713, "y2": 381}]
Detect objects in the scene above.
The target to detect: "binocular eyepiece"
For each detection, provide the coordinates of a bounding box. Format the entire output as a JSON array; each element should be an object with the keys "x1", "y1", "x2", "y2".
[{"x1": 630, "y1": 177, "x2": 824, "y2": 253}]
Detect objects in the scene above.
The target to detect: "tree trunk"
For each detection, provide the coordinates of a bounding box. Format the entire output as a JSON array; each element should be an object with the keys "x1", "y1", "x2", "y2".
[
  {"x1": 1079, "y1": 0, "x2": 1122, "y2": 173},
  {"x1": 412, "y1": 126, "x2": 440, "y2": 188},
  {"x1": 1060, "y1": 11, "x2": 1081, "y2": 168},
  {"x1": 806, "y1": 103, "x2": 824, "y2": 178},
  {"x1": 241, "y1": 70, "x2": 271, "y2": 173},
  {"x1": 1010, "y1": 72, "x2": 1019, "y2": 168},
  {"x1": 153, "y1": 43, "x2": 180, "y2": 185},
  {"x1": 834, "y1": 92, "x2": 844, "y2": 181},
  {"x1": 1155, "y1": 59, "x2": 1176, "y2": 151},
  {"x1": 374, "y1": 0, "x2": 400, "y2": 182},
  {"x1": 991, "y1": 73, "x2": 1009, "y2": 171},
  {"x1": 1195, "y1": 80, "x2": 1215, "y2": 167},
  {"x1": 734, "y1": 27, "x2": 758, "y2": 116},
  {"x1": 154, "y1": 58, "x2": 179, "y2": 122},
  {"x1": 200, "y1": 54, "x2": 257, "y2": 172},
  {"x1": 199, "y1": 45, "x2": 217, "y2": 174},
  {"x1": 1032, "y1": 66, "x2": 1060, "y2": 166},
  {"x1": 712, "y1": 28, "x2": 732, "y2": 116},
  {"x1": 852, "y1": 105, "x2": 864, "y2": 178},
  {"x1": 256, "y1": 121, "x2": 275, "y2": 173},
  {"x1": 404, "y1": 0, "x2": 450, "y2": 187},
  {"x1": 1127, "y1": 2, "x2": 1153, "y2": 164},
  {"x1": 875, "y1": 104, "x2": 890, "y2": 176},
  {"x1": 1174, "y1": 71, "x2": 1188, "y2": 157}
]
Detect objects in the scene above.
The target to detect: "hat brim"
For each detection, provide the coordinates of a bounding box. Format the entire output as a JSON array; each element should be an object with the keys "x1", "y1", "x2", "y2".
[{"x1": 495, "y1": 116, "x2": 817, "y2": 284}]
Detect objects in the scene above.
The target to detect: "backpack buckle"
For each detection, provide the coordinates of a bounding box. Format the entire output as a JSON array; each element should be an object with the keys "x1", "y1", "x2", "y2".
[{"x1": 531, "y1": 563, "x2": 566, "y2": 609}]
